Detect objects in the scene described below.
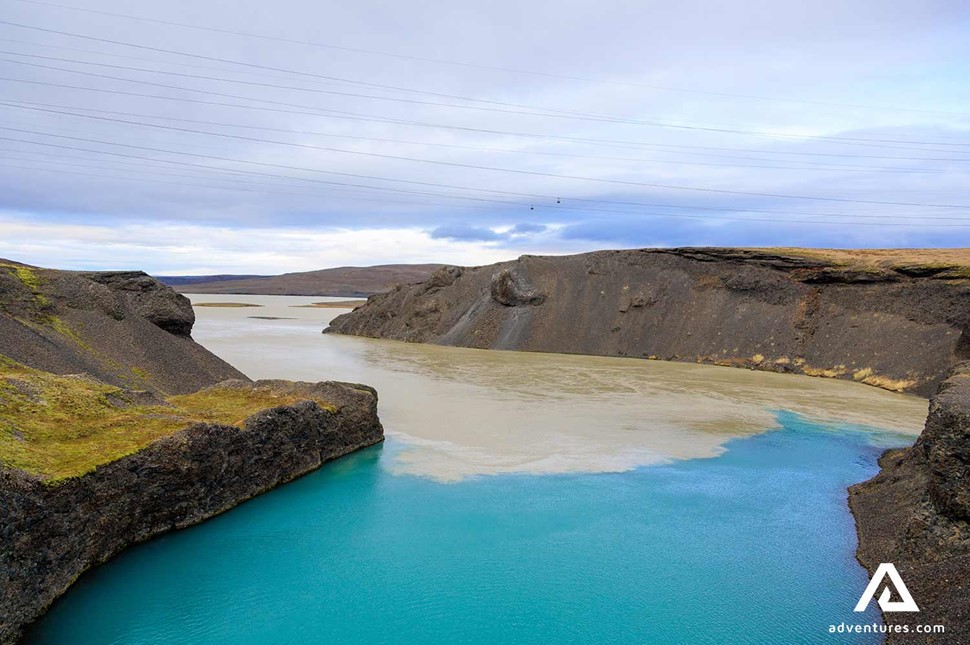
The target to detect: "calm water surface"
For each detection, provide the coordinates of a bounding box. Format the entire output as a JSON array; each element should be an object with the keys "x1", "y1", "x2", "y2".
[{"x1": 28, "y1": 295, "x2": 928, "y2": 644}]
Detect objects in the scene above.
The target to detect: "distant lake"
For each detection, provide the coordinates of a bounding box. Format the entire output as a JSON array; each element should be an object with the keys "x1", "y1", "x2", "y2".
[{"x1": 28, "y1": 295, "x2": 928, "y2": 644}]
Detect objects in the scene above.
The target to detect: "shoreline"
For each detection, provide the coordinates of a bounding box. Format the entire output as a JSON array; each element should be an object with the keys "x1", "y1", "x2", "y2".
[{"x1": 321, "y1": 248, "x2": 970, "y2": 636}]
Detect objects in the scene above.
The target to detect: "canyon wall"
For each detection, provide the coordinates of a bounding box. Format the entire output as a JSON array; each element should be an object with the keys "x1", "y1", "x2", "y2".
[
  {"x1": 849, "y1": 363, "x2": 970, "y2": 643},
  {"x1": 327, "y1": 248, "x2": 970, "y2": 396},
  {"x1": 0, "y1": 379, "x2": 383, "y2": 644},
  {"x1": 0, "y1": 262, "x2": 386, "y2": 643}
]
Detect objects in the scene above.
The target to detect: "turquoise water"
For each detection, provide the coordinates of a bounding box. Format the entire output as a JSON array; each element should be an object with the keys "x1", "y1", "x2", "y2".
[{"x1": 28, "y1": 412, "x2": 906, "y2": 644}]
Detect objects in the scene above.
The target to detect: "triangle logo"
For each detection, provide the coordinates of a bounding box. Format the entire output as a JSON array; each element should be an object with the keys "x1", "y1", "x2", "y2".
[{"x1": 854, "y1": 563, "x2": 920, "y2": 613}]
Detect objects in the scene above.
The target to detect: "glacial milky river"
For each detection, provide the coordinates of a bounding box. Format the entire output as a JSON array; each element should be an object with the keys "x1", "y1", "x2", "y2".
[{"x1": 28, "y1": 295, "x2": 929, "y2": 644}]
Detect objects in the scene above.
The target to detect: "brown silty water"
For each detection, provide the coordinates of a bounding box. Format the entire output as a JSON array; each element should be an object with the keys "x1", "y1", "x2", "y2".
[{"x1": 188, "y1": 294, "x2": 927, "y2": 482}]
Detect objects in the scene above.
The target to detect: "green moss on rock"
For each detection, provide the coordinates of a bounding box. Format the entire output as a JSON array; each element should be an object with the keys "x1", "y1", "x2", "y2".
[
  {"x1": 0, "y1": 360, "x2": 335, "y2": 482},
  {"x1": 5, "y1": 264, "x2": 52, "y2": 309}
]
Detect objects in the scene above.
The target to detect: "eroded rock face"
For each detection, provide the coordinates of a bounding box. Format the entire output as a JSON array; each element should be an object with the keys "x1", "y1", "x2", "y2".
[
  {"x1": 849, "y1": 364, "x2": 970, "y2": 642},
  {"x1": 80, "y1": 271, "x2": 195, "y2": 336},
  {"x1": 490, "y1": 268, "x2": 546, "y2": 306},
  {"x1": 0, "y1": 379, "x2": 384, "y2": 644},
  {"x1": 423, "y1": 266, "x2": 463, "y2": 292},
  {"x1": 327, "y1": 248, "x2": 970, "y2": 396},
  {"x1": 919, "y1": 364, "x2": 970, "y2": 521},
  {"x1": 0, "y1": 263, "x2": 243, "y2": 395}
]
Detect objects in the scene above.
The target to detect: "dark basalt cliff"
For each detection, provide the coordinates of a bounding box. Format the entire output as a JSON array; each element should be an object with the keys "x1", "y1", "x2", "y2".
[
  {"x1": 327, "y1": 248, "x2": 970, "y2": 396},
  {"x1": 0, "y1": 379, "x2": 383, "y2": 644},
  {"x1": 849, "y1": 364, "x2": 970, "y2": 643},
  {"x1": 0, "y1": 262, "x2": 386, "y2": 643},
  {"x1": 0, "y1": 260, "x2": 244, "y2": 395}
]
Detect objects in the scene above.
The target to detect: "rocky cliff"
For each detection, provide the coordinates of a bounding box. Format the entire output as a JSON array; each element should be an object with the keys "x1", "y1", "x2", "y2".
[
  {"x1": 0, "y1": 262, "x2": 386, "y2": 643},
  {"x1": 0, "y1": 260, "x2": 244, "y2": 395},
  {"x1": 326, "y1": 248, "x2": 970, "y2": 396},
  {"x1": 849, "y1": 364, "x2": 970, "y2": 643},
  {"x1": 0, "y1": 379, "x2": 383, "y2": 644}
]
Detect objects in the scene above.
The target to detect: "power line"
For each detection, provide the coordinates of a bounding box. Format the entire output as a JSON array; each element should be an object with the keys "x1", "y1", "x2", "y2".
[
  {"x1": 2, "y1": 3, "x2": 966, "y2": 235},
  {"x1": 4, "y1": 150, "x2": 965, "y2": 222},
  {"x1": 0, "y1": 157, "x2": 526, "y2": 210},
  {"x1": 8, "y1": 51, "x2": 970, "y2": 152},
  {"x1": 0, "y1": 146, "x2": 570, "y2": 207},
  {"x1": 0, "y1": 51, "x2": 670, "y2": 127},
  {"x1": 2, "y1": 99, "x2": 952, "y2": 175},
  {"x1": 10, "y1": 0, "x2": 970, "y2": 118},
  {"x1": 8, "y1": 49, "x2": 970, "y2": 149},
  {"x1": 0, "y1": 19, "x2": 700, "y2": 123},
  {"x1": 0, "y1": 135, "x2": 945, "y2": 216},
  {"x1": 1, "y1": 153, "x2": 961, "y2": 228},
  {"x1": 6, "y1": 38, "x2": 969, "y2": 163},
  {"x1": 3, "y1": 125, "x2": 969, "y2": 210},
  {"x1": 0, "y1": 148, "x2": 508, "y2": 203},
  {"x1": 6, "y1": 75, "x2": 967, "y2": 161},
  {"x1": 0, "y1": 134, "x2": 573, "y2": 207},
  {"x1": 0, "y1": 37, "x2": 361, "y2": 86},
  {"x1": 4, "y1": 105, "x2": 961, "y2": 208},
  {"x1": 2, "y1": 20, "x2": 969, "y2": 149}
]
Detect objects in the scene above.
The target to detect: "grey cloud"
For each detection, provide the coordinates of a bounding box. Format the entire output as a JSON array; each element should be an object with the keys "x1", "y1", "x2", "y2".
[
  {"x1": 430, "y1": 225, "x2": 505, "y2": 242},
  {"x1": 510, "y1": 223, "x2": 547, "y2": 235},
  {"x1": 1, "y1": 0, "x2": 969, "y2": 271}
]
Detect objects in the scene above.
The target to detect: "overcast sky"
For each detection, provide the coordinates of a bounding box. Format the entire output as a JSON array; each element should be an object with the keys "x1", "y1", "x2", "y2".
[{"x1": 1, "y1": 0, "x2": 969, "y2": 273}]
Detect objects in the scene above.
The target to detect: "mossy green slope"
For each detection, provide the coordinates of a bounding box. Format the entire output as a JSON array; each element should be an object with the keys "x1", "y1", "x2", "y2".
[{"x1": 0, "y1": 357, "x2": 334, "y2": 482}]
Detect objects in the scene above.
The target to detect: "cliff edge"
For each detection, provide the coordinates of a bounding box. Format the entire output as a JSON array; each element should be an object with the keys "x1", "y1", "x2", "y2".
[
  {"x1": 849, "y1": 363, "x2": 970, "y2": 643},
  {"x1": 1, "y1": 378, "x2": 383, "y2": 643},
  {"x1": 0, "y1": 260, "x2": 244, "y2": 395},
  {"x1": 0, "y1": 263, "x2": 385, "y2": 643},
  {"x1": 326, "y1": 248, "x2": 970, "y2": 396}
]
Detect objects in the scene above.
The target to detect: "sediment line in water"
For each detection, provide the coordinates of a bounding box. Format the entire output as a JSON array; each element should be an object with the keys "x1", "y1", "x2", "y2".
[{"x1": 190, "y1": 295, "x2": 926, "y2": 481}]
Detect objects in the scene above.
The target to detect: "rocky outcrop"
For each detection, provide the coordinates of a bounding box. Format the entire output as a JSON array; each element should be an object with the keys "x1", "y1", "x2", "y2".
[
  {"x1": 0, "y1": 261, "x2": 244, "y2": 395},
  {"x1": 0, "y1": 260, "x2": 387, "y2": 642},
  {"x1": 849, "y1": 364, "x2": 970, "y2": 642},
  {"x1": 922, "y1": 366, "x2": 970, "y2": 522},
  {"x1": 490, "y1": 268, "x2": 546, "y2": 306},
  {"x1": 0, "y1": 379, "x2": 384, "y2": 644},
  {"x1": 327, "y1": 248, "x2": 970, "y2": 396},
  {"x1": 79, "y1": 270, "x2": 196, "y2": 336}
]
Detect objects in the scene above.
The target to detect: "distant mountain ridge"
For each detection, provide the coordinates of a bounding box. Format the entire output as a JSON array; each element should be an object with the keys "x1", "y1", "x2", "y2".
[
  {"x1": 156, "y1": 274, "x2": 269, "y2": 286},
  {"x1": 159, "y1": 264, "x2": 444, "y2": 297}
]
